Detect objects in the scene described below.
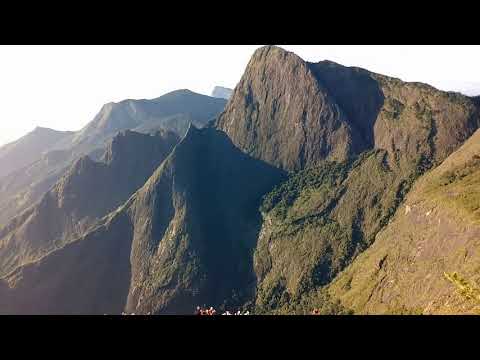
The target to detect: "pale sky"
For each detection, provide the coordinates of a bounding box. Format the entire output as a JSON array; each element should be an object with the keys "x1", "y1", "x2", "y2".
[{"x1": 1, "y1": 45, "x2": 479, "y2": 146}]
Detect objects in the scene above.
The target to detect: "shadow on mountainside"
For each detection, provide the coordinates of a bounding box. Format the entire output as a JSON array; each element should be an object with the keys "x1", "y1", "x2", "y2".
[{"x1": 308, "y1": 61, "x2": 385, "y2": 154}]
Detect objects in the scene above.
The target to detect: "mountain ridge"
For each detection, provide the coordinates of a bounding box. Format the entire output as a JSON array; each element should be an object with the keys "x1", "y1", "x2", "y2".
[
  {"x1": 0, "y1": 127, "x2": 74, "y2": 179},
  {"x1": 0, "y1": 129, "x2": 179, "y2": 278},
  {"x1": 0, "y1": 89, "x2": 226, "y2": 227},
  {"x1": 0, "y1": 125, "x2": 285, "y2": 314},
  {"x1": 0, "y1": 46, "x2": 479, "y2": 315}
]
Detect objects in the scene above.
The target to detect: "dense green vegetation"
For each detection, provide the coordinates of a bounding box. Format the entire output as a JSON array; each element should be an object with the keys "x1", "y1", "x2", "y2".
[
  {"x1": 260, "y1": 161, "x2": 350, "y2": 219},
  {"x1": 254, "y1": 149, "x2": 425, "y2": 313},
  {"x1": 256, "y1": 287, "x2": 354, "y2": 315}
]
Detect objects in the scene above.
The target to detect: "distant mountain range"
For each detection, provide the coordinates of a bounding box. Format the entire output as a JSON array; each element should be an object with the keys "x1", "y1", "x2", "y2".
[
  {"x1": 0, "y1": 127, "x2": 74, "y2": 179},
  {"x1": 0, "y1": 90, "x2": 226, "y2": 227},
  {"x1": 435, "y1": 80, "x2": 480, "y2": 97},
  {"x1": 0, "y1": 46, "x2": 479, "y2": 315}
]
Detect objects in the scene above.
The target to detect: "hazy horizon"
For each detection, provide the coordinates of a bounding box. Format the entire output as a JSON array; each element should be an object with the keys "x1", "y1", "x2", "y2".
[{"x1": 1, "y1": 45, "x2": 479, "y2": 146}]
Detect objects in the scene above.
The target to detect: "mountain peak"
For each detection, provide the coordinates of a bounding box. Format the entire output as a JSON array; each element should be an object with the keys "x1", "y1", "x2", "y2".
[
  {"x1": 249, "y1": 45, "x2": 304, "y2": 67},
  {"x1": 216, "y1": 45, "x2": 353, "y2": 171},
  {"x1": 31, "y1": 126, "x2": 59, "y2": 135},
  {"x1": 252, "y1": 45, "x2": 289, "y2": 56},
  {"x1": 158, "y1": 89, "x2": 196, "y2": 98},
  {"x1": 32, "y1": 126, "x2": 48, "y2": 132}
]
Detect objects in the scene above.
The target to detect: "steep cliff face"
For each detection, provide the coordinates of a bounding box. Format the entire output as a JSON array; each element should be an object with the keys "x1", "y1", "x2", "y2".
[
  {"x1": 216, "y1": 46, "x2": 356, "y2": 171},
  {"x1": 328, "y1": 129, "x2": 480, "y2": 315},
  {"x1": 0, "y1": 130, "x2": 178, "y2": 278}
]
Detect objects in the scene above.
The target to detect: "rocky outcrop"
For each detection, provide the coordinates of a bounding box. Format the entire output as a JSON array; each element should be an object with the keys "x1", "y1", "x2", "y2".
[{"x1": 216, "y1": 46, "x2": 356, "y2": 171}]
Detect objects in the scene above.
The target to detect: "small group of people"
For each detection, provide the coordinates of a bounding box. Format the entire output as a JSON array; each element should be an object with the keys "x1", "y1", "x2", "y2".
[
  {"x1": 195, "y1": 306, "x2": 250, "y2": 315},
  {"x1": 195, "y1": 306, "x2": 217, "y2": 315},
  {"x1": 311, "y1": 309, "x2": 322, "y2": 315}
]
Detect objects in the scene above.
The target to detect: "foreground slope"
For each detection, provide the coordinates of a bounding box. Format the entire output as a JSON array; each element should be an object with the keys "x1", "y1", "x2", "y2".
[
  {"x1": 0, "y1": 126, "x2": 284, "y2": 314},
  {"x1": 0, "y1": 130, "x2": 178, "y2": 278},
  {"x1": 328, "y1": 129, "x2": 480, "y2": 315}
]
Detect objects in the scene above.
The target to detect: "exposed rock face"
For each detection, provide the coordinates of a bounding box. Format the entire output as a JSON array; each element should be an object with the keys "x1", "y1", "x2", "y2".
[
  {"x1": 216, "y1": 46, "x2": 355, "y2": 171},
  {"x1": 0, "y1": 127, "x2": 74, "y2": 179},
  {"x1": 211, "y1": 86, "x2": 233, "y2": 100},
  {"x1": 328, "y1": 129, "x2": 480, "y2": 315},
  {"x1": 0, "y1": 126, "x2": 284, "y2": 314},
  {"x1": 0, "y1": 130, "x2": 178, "y2": 278}
]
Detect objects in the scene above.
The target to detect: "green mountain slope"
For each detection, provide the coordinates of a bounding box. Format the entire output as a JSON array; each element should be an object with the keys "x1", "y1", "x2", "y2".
[
  {"x1": 0, "y1": 130, "x2": 178, "y2": 278},
  {"x1": 327, "y1": 129, "x2": 480, "y2": 315}
]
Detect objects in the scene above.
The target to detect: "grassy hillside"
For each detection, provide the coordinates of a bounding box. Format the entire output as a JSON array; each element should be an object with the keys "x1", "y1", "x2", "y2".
[{"x1": 327, "y1": 129, "x2": 480, "y2": 314}]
